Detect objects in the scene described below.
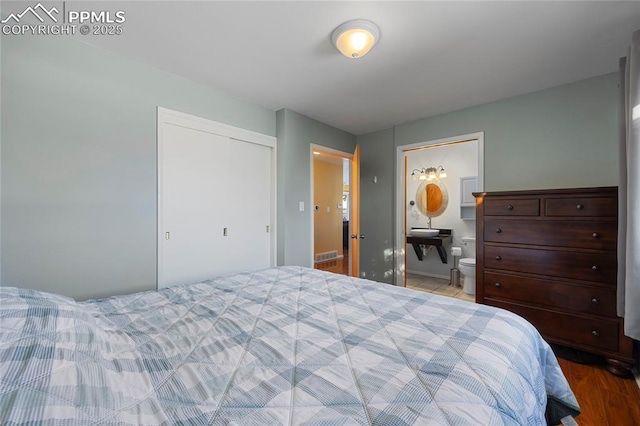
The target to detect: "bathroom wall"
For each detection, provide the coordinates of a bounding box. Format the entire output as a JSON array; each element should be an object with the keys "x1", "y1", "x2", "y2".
[{"x1": 405, "y1": 140, "x2": 478, "y2": 278}]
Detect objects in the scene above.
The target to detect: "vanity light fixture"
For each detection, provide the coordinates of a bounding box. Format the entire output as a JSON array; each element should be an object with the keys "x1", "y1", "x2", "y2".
[
  {"x1": 410, "y1": 169, "x2": 428, "y2": 181},
  {"x1": 331, "y1": 19, "x2": 380, "y2": 59},
  {"x1": 411, "y1": 166, "x2": 447, "y2": 181},
  {"x1": 437, "y1": 166, "x2": 448, "y2": 179}
]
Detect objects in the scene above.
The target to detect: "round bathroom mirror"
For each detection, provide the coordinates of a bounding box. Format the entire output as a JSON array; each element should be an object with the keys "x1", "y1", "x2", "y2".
[{"x1": 416, "y1": 181, "x2": 448, "y2": 217}]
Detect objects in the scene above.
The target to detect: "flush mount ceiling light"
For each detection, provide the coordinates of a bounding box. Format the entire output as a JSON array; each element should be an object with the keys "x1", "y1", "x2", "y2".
[{"x1": 331, "y1": 19, "x2": 380, "y2": 59}]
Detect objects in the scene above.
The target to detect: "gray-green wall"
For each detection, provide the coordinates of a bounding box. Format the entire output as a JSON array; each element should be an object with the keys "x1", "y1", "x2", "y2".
[
  {"x1": 276, "y1": 109, "x2": 356, "y2": 267},
  {"x1": 2, "y1": 33, "x2": 619, "y2": 296},
  {"x1": 357, "y1": 128, "x2": 395, "y2": 284},
  {"x1": 395, "y1": 73, "x2": 618, "y2": 191},
  {"x1": 358, "y1": 73, "x2": 619, "y2": 285},
  {"x1": 2, "y1": 35, "x2": 275, "y2": 300}
]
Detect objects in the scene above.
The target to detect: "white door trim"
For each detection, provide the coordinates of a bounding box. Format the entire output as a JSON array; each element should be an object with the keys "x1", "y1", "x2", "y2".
[
  {"x1": 394, "y1": 132, "x2": 484, "y2": 286},
  {"x1": 158, "y1": 107, "x2": 276, "y2": 148},
  {"x1": 157, "y1": 107, "x2": 277, "y2": 289}
]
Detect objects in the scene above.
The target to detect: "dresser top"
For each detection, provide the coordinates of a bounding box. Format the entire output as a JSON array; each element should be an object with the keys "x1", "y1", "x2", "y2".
[{"x1": 473, "y1": 186, "x2": 617, "y2": 198}]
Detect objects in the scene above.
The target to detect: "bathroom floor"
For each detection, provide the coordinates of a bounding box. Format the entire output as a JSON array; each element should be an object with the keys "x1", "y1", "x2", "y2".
[{"x1": 405, "y1": 273, "x2": 475, "y2": 303}]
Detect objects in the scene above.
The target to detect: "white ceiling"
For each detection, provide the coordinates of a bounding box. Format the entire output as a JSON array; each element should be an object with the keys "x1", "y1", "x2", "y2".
[{"x1": 9, "y1": 1, "x2": 640, "y2": 135}]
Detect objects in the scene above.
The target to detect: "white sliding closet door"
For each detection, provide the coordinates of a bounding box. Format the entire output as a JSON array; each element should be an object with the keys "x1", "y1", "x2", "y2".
[
  {"x1": 158, "y1": 108, "x2": 276, "y2": 290},
  {"x1": 161, "y1": 124, "x2": 230, "y2": 288},
  {"x1": 225, "y1": 139, "x2": 272, "y2": 273}
]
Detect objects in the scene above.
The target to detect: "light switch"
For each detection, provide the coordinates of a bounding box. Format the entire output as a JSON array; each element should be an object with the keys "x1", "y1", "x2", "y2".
[{"x1": 299, "y1": 201, "x2": 305, "y2": 212}]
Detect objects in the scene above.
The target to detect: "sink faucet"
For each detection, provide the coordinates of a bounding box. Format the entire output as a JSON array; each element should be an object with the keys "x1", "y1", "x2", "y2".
[{"x1": 427, "y1": 217, "x2": 432, "y2": 229}]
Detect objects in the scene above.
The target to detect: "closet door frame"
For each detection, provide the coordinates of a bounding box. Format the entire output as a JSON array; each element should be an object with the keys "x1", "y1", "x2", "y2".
[{"x1": 157, "y1": 107, "x2": 277, "y2": 289}]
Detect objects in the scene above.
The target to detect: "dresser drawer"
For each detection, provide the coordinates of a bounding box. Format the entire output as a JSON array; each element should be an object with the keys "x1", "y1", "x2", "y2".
[
  {"x1": 484, "y1": 198, "x2": 539, "y2": 216},
  {"x1": 488, "y1": 300, "x2": 619, "y2": 351},
  {"x1": 484, "y1": 245, "x2": 617, "y2": 283},
  {"x1": 483, "y1": 272, "x2": 617, "y2": 317},
  {"x1": 545, "y1": 197, "x2": 616, "y2": 217},
  {"x1": 484, "y1": 219, "x2": 617, "y2": 250}
]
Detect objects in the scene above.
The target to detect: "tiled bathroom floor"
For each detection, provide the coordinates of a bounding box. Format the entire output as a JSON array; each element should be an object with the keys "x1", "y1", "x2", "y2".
[{"x1": 405, "y1": 273, "x2": 475, "y2": 303}]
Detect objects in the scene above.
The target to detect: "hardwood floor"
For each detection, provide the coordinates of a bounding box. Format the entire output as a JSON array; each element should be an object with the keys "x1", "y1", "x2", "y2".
[
  {"x1": 315, "y1": 249, "x2": 349, "y2": 275},
  {"x1": 557, "y1": 357, "x2": 640, "y2": 426},
  {"x1": 406, "y1": 273, "x2": 640, "y2": 425}
]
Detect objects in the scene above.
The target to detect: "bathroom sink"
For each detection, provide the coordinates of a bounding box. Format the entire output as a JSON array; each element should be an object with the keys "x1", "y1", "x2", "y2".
[{"x1": 410, "y1": 229, "x2": 440, "y2": 238}]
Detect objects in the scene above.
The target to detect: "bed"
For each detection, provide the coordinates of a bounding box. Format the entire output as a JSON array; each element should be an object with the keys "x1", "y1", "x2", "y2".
[{"x1": 1, "y1": 266, "x2": 579, "y2": 425}]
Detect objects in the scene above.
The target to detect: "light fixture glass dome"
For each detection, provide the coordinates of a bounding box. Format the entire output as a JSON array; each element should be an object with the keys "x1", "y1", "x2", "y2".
[{"x1": 331, "y1": 19, "x2": 380, "y2": 59}]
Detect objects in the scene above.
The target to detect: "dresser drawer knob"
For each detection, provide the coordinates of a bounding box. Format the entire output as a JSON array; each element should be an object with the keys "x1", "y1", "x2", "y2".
[
  {"x1": 494, "y1": 282, "x2": 501, "y2": 288},
  {"x1": 506, "y1": 205, "x2": 514, "y2": 210},
  {"x1": 591, "y1": 298, "x2": 598, "y2": 304},
  {"x1": 592, "y1": 232, "x2": 599, "y2": 238},
  {"x1": 495, "y1": 228, "x2": 502, "y2": 234},
  {"x1": 495, "y1": 255, "x2": 502, "y2": 261},
  {"x1": 591, "y1": 265, "x2": 599, "y2": 271},
  {"x1": 591, "y1": 330, "x2": 600, "y2": 337},
  {"x1": 576, "y1": 204, "x2": 584, "y2": 210}
]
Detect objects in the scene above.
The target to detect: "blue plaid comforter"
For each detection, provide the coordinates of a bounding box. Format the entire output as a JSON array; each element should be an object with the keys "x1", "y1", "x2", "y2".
[{"x1": 1, "y1": 266, "x2": 579, "y2": 425}]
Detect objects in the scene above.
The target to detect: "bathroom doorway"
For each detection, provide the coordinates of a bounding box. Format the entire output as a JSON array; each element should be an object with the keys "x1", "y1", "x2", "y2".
[
  {"x1": 311, "y1": 145, "x2": 354, "y2": 276},
  {"x1": 395, "y1": 132, "x2": 484, "y2": 294}
]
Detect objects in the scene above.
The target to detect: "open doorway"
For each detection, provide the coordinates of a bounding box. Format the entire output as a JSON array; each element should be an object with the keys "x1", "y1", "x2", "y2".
[
  {"x1": 395, "y1": 132, "x2": 484, "y2": 290},
  {"x1": 311, "y1": 146, "x2": 354, "y2": 276}
]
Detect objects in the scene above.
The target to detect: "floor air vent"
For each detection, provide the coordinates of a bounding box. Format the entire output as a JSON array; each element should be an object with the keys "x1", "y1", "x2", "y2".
[{"x1": 315, "y1": 251, "x2": 339, "y2": 263}]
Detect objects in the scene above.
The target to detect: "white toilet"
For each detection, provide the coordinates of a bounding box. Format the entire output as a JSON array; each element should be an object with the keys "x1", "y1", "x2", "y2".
[{"x1": 458, "y1": 237, "x2": 476, "y2": 295}]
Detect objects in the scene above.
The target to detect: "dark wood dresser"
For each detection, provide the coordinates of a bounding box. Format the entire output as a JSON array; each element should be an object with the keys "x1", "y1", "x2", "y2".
[{"x1": 475, "y1": 186, "x2": 635, "y2": 375}]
